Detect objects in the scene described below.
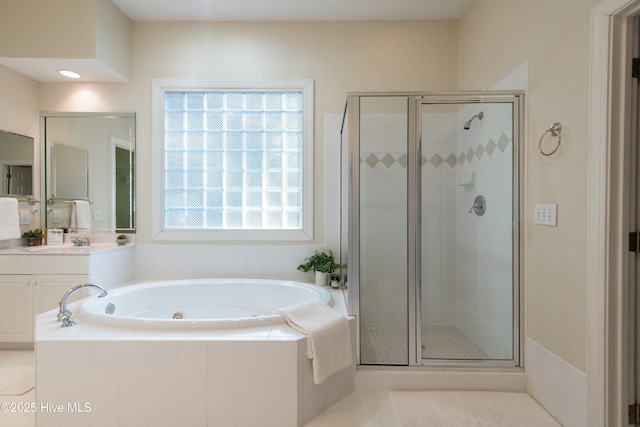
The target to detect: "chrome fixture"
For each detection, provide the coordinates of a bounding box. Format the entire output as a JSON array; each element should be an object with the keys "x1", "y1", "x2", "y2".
[
  {"x1": 469, "y1": 195, "x2": 486, "y2": 216},
  {"x1": 463, "y1": 111, "x2": 484, "y2": 130},
  {"x1": 71, "y1": 236, "x2": 91, "y2": 246},
  {"x1": 538, "y1": 122, "x2": 562, "y2": 156},
  {"x1": 57, "y1": 283, "x2": 107, "y2": 327}
]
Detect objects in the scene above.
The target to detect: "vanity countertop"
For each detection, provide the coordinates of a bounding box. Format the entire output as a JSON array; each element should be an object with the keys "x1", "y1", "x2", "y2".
[{"x1": 0, "y1": 243, "x2": 133, "y2": 256}]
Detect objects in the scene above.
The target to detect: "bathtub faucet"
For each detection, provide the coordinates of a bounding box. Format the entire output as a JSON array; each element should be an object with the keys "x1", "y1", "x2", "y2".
[{"x1": 57, "y1": 283, "x2": 108, "y2": 327}]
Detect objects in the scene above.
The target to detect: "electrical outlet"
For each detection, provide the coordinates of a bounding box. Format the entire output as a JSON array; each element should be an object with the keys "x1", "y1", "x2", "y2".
[
  {"x1": 93, "y1": 210, "x2": 103, "y2": 221},
  {"x1": 19, "y1": 210, "x2": 30, "y2": 225},
  {"x1": 53, "y1": 210, "x2": 61, "y2": 224},
  {"x1": 534, "y1": 204, "x2": 557, "y2": 226}
]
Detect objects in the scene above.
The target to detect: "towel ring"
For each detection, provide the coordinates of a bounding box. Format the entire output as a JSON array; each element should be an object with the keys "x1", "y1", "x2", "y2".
[{"x1": 538, "y1": 122, "x2": 562, "y2": 156}]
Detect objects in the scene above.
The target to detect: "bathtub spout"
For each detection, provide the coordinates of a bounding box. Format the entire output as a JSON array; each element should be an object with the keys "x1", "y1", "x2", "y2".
[{"x1": 57, "y1": 283, "x2": 107, "y2": 327}]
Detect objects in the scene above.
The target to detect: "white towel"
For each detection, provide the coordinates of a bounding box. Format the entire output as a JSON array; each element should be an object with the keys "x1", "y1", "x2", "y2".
[
  {"x1": 0, "y1": 198, "x2": 21, "y2": 240},
  {"x1": 275, "y1": 301, "x2": 352, "y2": 384},
  {"x1": 70, "y1": 200, "x2": 91, "y2": 232}
]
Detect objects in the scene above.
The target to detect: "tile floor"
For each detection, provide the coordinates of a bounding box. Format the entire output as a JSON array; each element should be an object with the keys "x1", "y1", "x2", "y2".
[
  {"x1": 0, "y1": 388, "x2": 36, "y2": 427},
  {"x1": 2, "y1": 388, "x2": 560, "y2": 427},
  {"x1": 0, "y1": 350, "x2": 540, "y2": 427},
  {"x1": 360, "y1": 324, "x2": 487, "y2": 364},
  {"x1": 305, "y1": 391, "x2": 401, "y2": 426},
  {"x1": 0, "y1": 387, "x2": 397, "y2": 427}
]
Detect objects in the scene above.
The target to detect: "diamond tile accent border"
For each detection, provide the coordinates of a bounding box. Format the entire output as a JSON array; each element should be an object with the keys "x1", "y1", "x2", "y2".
[
  {"x1": 360, "y1": 132, "x2": 512, "y2": 170},
  {"x1": 361, "y1": 152, "x2": 406, "y2": 170}
]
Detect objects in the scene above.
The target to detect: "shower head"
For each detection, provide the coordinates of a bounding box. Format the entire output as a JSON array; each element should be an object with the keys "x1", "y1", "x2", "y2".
[{"x1": 463, "y1": 111, "x2": 484, "y2": 130}]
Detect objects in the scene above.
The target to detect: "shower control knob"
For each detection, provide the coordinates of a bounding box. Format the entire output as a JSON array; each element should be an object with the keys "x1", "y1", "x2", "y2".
[{"x1": 469, "y1": 195, "x2": 486, "y2": 216}]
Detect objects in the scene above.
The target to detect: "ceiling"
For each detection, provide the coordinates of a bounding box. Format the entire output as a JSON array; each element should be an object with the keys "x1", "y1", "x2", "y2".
[
  {"x1": 112, "y1": 0, "x2": 472, "y2": 21},
  {"x1": 0, "y1": 0, "x2": 472, "y2": 83}
]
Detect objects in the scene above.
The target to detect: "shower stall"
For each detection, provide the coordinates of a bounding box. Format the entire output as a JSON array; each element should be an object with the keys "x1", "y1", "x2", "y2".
[{"x1": 340, "y1": 92, "x2": 523, "y2": 368}]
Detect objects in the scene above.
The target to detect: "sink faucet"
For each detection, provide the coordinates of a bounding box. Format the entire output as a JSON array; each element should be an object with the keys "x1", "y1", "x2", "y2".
[
  {"x1": 57, "y1": 283, "x2": 107, "y2": 327},
  {"x1": 71, "y1": 236, "x2": 91, "y2": 246}
]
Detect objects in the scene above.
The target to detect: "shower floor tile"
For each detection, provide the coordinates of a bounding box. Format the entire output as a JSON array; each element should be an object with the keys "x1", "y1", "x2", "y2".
[
  {"x1": 360, "y1": 324, "x2": 408, "y2": 365},
  {"x1": 421, "y1": 325, "x2": 489, "y2": 360},
  {"x1": 360, "y1": 324, "x2": 488, "y2": 364}
]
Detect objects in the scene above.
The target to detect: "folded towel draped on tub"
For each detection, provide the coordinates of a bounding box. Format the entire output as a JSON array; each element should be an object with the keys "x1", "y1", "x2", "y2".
[
  {"x1": 275, "y1": 300, "x2": 352, "y2": 384},
  {"x1": 0, "y1": 198, "x2": 21, "y2": 240},
  {"x1": 70, "y1": 200, "x2": 91, "y2": 232}
]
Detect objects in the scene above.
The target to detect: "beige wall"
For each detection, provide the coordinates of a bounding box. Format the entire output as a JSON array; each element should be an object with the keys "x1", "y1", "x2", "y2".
[
  {"x1": 0, "y1": 0, "x2": 131, "y2": 79},
  {"x1": 2, "y1": 2, "x2": 595, "y2": 372},
  {"x1": 40, "y1": 20, "x2": 459, "y2": 243},
  {"x1": 95, "y1": 0, "x2": 132, "y2": 80},
  {"x1": 0, "y1": 65, "x2": 41, "y2": 233},
  {"x1": 0, "y1": 0, "x2": 96, "y2": 58},
  {"x1": 458, "y1": 0, "x2": 600, "y2": 372},
  {"x1": 0, "y1": 65, "x2": 39, "y2": 138}
]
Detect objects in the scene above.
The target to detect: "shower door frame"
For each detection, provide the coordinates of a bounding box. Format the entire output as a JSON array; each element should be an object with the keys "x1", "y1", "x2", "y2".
[
  {"x1": 345, "y1": 91, "x2": 524, "y2": 369},
  {"x1": 413, "y1": 93, "x2": 524, "y2": 368}
]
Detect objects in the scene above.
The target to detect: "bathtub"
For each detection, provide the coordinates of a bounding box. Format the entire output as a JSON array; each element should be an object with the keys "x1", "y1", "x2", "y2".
[
  {"x1": 76, "y1": 278, "x2": 333, "y2": 330},
  {"x1": 35, "y1": 278, "x2": 353, "y2": 427}
]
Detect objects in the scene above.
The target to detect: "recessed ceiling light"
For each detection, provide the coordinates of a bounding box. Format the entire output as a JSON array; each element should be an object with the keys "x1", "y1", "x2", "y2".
[{"x1": 57, "y1": 69, "x2": 82, "y2": 79}]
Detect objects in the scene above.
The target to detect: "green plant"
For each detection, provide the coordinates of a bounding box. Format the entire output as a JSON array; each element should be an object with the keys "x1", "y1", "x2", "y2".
[
  {"x1": 297, "y1": 250, "x2": 344, "y2": 274},
  {"x1": 21, "y1": 228, "x2": 45, "y2": 238}
]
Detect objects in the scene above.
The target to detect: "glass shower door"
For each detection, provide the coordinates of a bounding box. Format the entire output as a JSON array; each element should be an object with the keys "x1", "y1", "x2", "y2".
[
  {"x1": 418, "y1": 98, "x2": 520, "y2": 363},
  {"x1": 358, "y1": 96, "x2": 409, "y2": 365}
]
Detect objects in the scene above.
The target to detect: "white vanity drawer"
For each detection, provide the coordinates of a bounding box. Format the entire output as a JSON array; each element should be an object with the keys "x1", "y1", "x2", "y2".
[{"x1": 0, "y1": 254, "x2": 90, "y2": 275}]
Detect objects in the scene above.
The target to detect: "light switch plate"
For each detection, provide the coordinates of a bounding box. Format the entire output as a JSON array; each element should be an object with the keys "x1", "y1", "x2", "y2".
[
  {"x1": 534, "y1": 204, "x2": 557, "y2": 226},
  {"x1": 19, "y1": 210, "x2": 30, "y2": 225},
  {"x1": 53, "y1": 210, "x2": 61, "y2": 224}
]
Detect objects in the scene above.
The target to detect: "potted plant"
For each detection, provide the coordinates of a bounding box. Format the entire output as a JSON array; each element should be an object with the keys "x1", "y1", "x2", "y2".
[
  {"x1": 22, "y1": 228, "x2": 45, "y2": 246},
  {"x1": 297, "y1": 250, "x2": 344, "y2": 286},
  {"x1": 116, "y1": 234, "x2": 127, "y2": 245}
]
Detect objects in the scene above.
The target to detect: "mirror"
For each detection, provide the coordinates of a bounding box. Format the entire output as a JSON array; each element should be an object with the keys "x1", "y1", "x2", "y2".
[
  {"x1": 0, "y1": 130, "x2": 34, "y2": 197},
  {"x1": 42, "y1": 113, "x2": 135, "y2": 233},
  {"x1": 52, "y1": 144, "x2": 88, "y2": 199}
]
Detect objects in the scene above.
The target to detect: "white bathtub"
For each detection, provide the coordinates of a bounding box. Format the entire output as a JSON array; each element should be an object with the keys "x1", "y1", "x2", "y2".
[{"x1": 76, "y1": 278, "x2": 333, "y2": 330}]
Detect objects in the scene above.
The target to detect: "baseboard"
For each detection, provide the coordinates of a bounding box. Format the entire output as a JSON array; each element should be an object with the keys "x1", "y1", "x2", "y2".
[
  {"x1": 525, "y1": 337, "x2": 587, "y2": 427},
  {"x1": 0, "y1": 343, "x2": 34, "y2": 350},
  {"x1": 355, "y1": 368, "x2": 526, "y2": 393}
]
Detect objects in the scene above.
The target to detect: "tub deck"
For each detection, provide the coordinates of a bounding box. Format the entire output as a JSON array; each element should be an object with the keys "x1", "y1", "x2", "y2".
[{"x1": 35, "y1": 288, "x2": 354, "y2": 426}]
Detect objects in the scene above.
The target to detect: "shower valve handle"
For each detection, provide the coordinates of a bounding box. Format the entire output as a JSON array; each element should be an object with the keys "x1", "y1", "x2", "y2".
[{"x1": 469, "y1": 195, "x2": 486, "y2": 216}]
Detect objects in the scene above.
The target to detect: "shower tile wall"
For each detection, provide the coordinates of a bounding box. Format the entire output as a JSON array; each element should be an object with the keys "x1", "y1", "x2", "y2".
[
  {"x1": 359, "y1": 112, "x2": 407, "y2": 330},
  {"x1": 421, "y1": 109, "x2": 458, "y2": 328},
  {"x1": 455, "y1": 104, "x2": 513, "y2": 359}
]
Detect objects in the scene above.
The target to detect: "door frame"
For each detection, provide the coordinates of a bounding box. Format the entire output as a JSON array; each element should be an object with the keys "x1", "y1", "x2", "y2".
[
  {"x1": 589, "y1": 0, "x2": 640, "y2": 425},
  {"x1": 413, "y1": 94, "x2": 524, "y2": 368},
  {"x1": 343, "y1": 91, "x2": 523, "y2": 369},
  {"x1": 632, "y1": 14, "x2": 640, "y2": 425}
]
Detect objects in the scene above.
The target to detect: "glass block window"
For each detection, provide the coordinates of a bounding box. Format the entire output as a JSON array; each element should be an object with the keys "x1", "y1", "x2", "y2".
[
  {"x1": 164, "y1": 91, "x2": 305, "y2": 230},
  {"x1": 152, "y1": 79, "x2": 313, "y2": 241}
]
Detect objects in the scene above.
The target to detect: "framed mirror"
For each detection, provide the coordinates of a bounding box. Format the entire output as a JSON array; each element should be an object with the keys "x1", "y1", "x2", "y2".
[
  {"x1": 42, "y1": 112, "x2": 135, "y2": 233},
  {"x1": 0, "y1": 130, "x2": 34, "y2": 197}
]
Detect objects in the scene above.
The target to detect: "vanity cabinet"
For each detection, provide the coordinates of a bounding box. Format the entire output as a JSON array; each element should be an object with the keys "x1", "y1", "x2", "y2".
[
  {"x1": 0, "y1": 275, "x2": 32, "y2": 342},
  {"x1": 0, "y1": 274, "x2": 88, "y2": 342},
  {"x1": 0, "y1": 245, "x2": 134, "y2": 344}
]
